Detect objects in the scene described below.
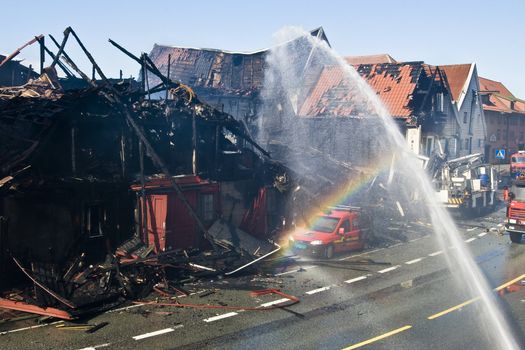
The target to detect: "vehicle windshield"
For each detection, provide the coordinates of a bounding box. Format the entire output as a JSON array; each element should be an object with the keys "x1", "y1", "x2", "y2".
[
  {"x1": 511, "y1": 185, "x2": 525, "y2": 201},
  {"x1": 309, "y1": 216, "x2": 340, "y2": 233},
  {"x1": 511, "y1": 156, "x2": 525, "y2": 163}
]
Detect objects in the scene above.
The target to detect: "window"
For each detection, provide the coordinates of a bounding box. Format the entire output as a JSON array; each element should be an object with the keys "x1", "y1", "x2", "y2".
[
  {"x1": 465, "y1": 138, "x2": 469, "y2": 150},
  {"x1": 435, "y1": 93, "x2": 444, "y2": 112},
  {"x1": 520, "y1": 118, "x2": 525, "y2": 126},
  {"x1": 497, "y1": 129, "x2": 501, "y2": 141},
  {"x1": 85, "y1": 205, "x2": 104, "y2": 238},
  {"x1": 478, "y1": 139, "x2": 482, "y2": 147},
  {"x1": 310, "y1": 216, "x2": 339, "y2": 233},
  {"x1": 340, "y1": 219, "x2": 351, "y2": 233},
  {"x1": 520, "y1": 132, "x2": 524, "y2": 141},
  {"x1": 352, "y1": 218, "x2": 360, "y2": 230},
  {"x1": 510, "y1": 131, "x2": 515, "y2": 139},
  {"x1": 463, "y1": 112, "x2": 468, "y2": 123},
  {"x1": 200, "y1": 193, "x2": 215, "y2": 222}
]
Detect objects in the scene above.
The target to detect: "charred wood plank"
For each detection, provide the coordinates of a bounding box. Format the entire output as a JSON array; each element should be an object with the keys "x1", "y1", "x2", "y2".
[
  {"x1": 12, "y1": 257, "x2": 77, "y2": 309},
  {"x1": 0, "y1": 35, "x2": 43, "y2": 68}
]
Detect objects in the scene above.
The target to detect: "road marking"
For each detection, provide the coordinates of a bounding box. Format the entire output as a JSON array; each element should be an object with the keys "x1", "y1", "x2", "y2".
[
  {"x1": 494, "y1": 273, "x2": 525, "y2": 291},
  {"x1": 497, "y1": 223, "x2": 503, "y2": 227},
  {"x1": 428, "y1": 298, "x2": 479, "y2": 320},
  {"x1": 77, "y1": 344, "x2": 111, "y2": 350},
  {"x1": 408, "y1": 236, "x2": 427, "y2": 242},
  {"x1": 345, "y1": 275, "x2": 368, "y2": 284},
  {"x1": 342, "y1": 325, "x2": 412, "y2": 349},
  {"x1": 428, "y1": 250, "x2": 443, "y2": 257},
  {"x1": 405, "y1": 258, "x2": 423, "y2": 265},
  {"x1": 466, "y1": 227, "x2": 477, "y2": 232},
  {"x1": 0, "y1": 321, "x2": 63, "y2": 335},
  {"x1": 203, "y1": 312, "x2": 239, "y2": 323},
  {"x1": 339, "y1": 248, "x2": 384, "y2": 260},
  {"x1": 107, "y1": 303, "x2": 146, "y2": 313},
  {"x1": 428, "y1": 273, "x2": 525, "y2": 320},
  {"x1": 465, "y1": 237, "x2": 477, "y2": 243},
  {"x1": 378, "y1": 265, "x2": 399, "y2": 274},
  {"x1": 478, "y1": 232, "x2": 487, "y2": 237},
  {"x1": 388, "y1": 242, "x2": 403, "y2": 248},
  {"x1": 259, "y1": 298, "x2": 290, "y2": 308},
  {"x1": 133, "y1": 326, "x2": 182, "y2": 340},
  {"x1": 306, "y1": 286, "x2": 331, "y2": 295}
]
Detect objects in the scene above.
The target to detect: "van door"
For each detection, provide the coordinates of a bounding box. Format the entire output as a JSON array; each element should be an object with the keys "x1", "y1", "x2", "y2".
[{"x1": 345, "y1": 217, "x2": 363, "y2": 251}]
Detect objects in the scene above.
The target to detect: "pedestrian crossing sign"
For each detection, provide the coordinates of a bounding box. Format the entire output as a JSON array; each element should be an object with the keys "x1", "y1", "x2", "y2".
[{"x1": 495, "y1": 149, "x2": 505, "y2": 159}]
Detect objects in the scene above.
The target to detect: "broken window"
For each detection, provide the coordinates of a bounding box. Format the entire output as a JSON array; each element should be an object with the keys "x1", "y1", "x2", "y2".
[
  {"x1": 85, "y1": 205, "x2": 104, "y2": 238},
  {"x1": 200, "y1": 193, "x2": 215, "y2": 222},
  {"x1": 340, "y1": 219, "x2": 350, "y2": 232},
  {"x1": 435, "y1": 93, "x2": 444, "y2": 112}
]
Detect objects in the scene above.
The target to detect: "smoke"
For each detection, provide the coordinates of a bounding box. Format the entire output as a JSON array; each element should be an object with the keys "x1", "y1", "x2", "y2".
[{"x1": 258, "y1": 26, "x2": 519, "y2": 349}]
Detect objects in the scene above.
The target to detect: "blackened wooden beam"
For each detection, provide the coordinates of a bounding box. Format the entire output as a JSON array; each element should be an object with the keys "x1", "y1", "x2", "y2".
[
  {"x1": 166, "y1": 54, "x2": 171, "y2": 100},
  {"x1": 0, "y1": 35, "x2": 43, "y2": 68},
  {"x1": 35, "y1": 36, "x2": 74, "y2": 78},
  {"x1": 50, "y1": 28, "x2": 71, "y2": 69},
  {"x1": 68, "y1": 27, "x2": 108, "y2": 81}
]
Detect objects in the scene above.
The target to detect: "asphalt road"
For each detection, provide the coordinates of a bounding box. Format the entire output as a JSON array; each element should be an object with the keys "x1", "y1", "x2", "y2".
[{"x1": 2, "y1": 205, "x2": 525, "y2": 350}]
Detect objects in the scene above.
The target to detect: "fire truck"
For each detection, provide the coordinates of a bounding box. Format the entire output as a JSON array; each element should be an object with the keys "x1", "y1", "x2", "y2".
[
  {"x1": 429, "y1": 153, "x2": 498, "y2": 215},
  {"x1": 505, "y1": 178, "x2": 525, "y2": 243},
  {"x1": 289, "y1": 205, "x2": 372, "y2": 259},
  {"x1": 510, "y1": 151, "x2": 525, "y2": 178}
]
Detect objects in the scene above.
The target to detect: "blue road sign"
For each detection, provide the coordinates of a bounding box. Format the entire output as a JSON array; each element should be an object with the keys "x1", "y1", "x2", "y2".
[{"x1": 495, "y1": 149, "x2": 505, "y2": 159}]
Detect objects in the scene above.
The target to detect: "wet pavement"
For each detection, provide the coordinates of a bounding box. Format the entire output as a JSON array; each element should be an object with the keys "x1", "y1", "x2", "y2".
[{"x1": 1, "y1": 205, "x2": 525, "y2": 350}]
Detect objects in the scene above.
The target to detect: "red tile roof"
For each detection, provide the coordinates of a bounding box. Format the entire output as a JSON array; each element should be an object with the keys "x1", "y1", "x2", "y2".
[
  {"x1": 479, "y1": 77, "x2": 525, "y2": 114},
  {"x1": 298, "y1": 62, "x2": 428, "y2": 119},
  {"x1": 439, "y1": 64, "x2": 472, "y2": 103},
  {"x1": 479, "y1": 77, "x2": 514, "y2": 98},
  {"x1": 345, "y1": 54, "x2": 397, "y2": 65}
]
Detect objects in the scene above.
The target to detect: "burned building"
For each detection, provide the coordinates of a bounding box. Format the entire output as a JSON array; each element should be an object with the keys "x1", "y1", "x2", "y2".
[
  {"x1": 146, "y1": 28, "x2": 330, "y2": 123},
  {"x1": 479, "y1": 77, "x2": 525, "y2": 162},
  {"x1": 297, "y1": 60, "x2": 459, "y2": 159},
  {"x1": 0, "y1": 55, "x2": 38, "y2": 87},
  {"x1": 0, "y1": 28, "x2": 293, "y2": 320}
]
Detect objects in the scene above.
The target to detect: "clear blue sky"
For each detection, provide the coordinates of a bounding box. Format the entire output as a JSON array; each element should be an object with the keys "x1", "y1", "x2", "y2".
[{"x1": 2, "y1": 0, "x2": 524, "y2": 97}]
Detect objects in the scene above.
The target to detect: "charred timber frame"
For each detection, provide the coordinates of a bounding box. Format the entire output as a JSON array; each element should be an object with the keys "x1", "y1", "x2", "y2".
[{"x1": 49, "y1": 27, "x2": 219, "y2": 248}]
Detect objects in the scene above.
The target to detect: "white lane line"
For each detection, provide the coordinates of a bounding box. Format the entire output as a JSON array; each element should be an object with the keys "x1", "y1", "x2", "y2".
[
  {"x1": 465, "y1": 237, "x2": 477, "y2": 243},
  {"x1": 274, "y1": 265, "x2": 316, "y2": 276},
  {"x1": 339, "y1": 248, "x2": 385, "y2": 260},
  {"x1": 409, "y1": 236, "x2": 427, "y2": 242},
  {"x1": 389, "y1": 242, "x2": 403, "y2": 248},
  {"x1": 305, "y1": 286, "x2": 331, "y2": 295},
  {"x1": 344, "y1": 275, "x2": 368, "y2": 284},
  {"x1": 466, "y1": 227, "x2": 477, "y2": 232},
  {"x1": 0, "y1": 321, "x2": 63, "y2": 335},
  {"x1": 429, "y1": 250, "x2": 443, "y2": 257},
  {"x1": 497, "y1": 223, "x2": 503, "y2": 227},
  {"x1": 133, "y1": 326, "x2": 181, "y2": 340},
  {"x1": 478, "y1": 232, "x2": 488, "y2": 237},
  {"x1": 259, "y1": 298, "x2": 290, "y2": 308},
  {"x1": 107, "y1": 303, "x2": 146, "y2": 313},
  {"x1": 77, "y1": 344, "x2": 111, "y2": 350},
  {"x1": 203, "y1": 312, "x2": 239, "y2": 323},
  {"x1": 405, "y1": 258, "x2": 423, "y2": 265},
  {"x1": 378, "y1": 265, "x2": 400, "y2": 274}
]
